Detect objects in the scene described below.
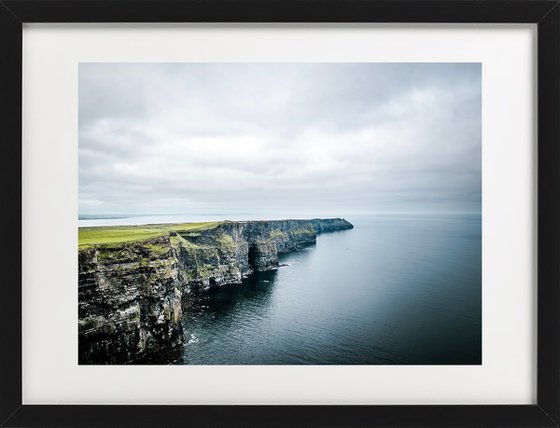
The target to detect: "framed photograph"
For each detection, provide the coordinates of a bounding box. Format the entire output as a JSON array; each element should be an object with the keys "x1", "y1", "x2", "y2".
[{"x1": 2, "y1": 0, "x2": 559, "y2": 427}]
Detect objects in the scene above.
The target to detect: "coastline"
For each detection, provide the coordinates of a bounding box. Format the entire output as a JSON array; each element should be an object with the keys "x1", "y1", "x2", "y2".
[{"x1": 78, "y1": 218, "x2": 353, "y2": 364}]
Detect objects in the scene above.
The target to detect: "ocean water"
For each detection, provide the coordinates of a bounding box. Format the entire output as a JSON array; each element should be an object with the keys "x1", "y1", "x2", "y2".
[{"x1": 173, "y1": 214, "x2": 481, "y2": 365}]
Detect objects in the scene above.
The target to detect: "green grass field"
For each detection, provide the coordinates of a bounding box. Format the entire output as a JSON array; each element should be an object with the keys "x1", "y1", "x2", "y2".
[{"x1": 78, "y1": 221, "x2": 222, "y2": 248}]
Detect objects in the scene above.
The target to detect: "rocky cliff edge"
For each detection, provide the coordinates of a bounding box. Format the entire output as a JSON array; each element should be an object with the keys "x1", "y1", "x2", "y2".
[{"x1": 78, "y1": 218, "x2": 353, "y2": 364}]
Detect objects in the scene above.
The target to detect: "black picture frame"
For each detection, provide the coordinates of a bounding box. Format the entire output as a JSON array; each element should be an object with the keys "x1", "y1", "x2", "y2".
[{"x1": 1, "y1": 1, "x2": 558, "y2": 427}]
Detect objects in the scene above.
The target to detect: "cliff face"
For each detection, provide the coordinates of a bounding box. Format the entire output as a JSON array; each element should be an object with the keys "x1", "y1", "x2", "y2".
[
  {"x1": 78, "y1": 236, "x2": 185, "y2": 364},
  {"x1": 79, "y1": 218, "x2": 353, "y2": 364}
]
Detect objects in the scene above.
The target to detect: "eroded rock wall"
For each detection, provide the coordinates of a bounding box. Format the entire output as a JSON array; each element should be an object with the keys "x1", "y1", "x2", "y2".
[{"x1": 78, "y1": 236, "x2": 184, "y2": 364}]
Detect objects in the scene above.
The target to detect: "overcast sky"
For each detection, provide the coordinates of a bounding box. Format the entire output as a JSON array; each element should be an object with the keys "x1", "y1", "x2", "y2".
[{"x1": 79, "y1": 63, "x2": 481, "y2": 218}]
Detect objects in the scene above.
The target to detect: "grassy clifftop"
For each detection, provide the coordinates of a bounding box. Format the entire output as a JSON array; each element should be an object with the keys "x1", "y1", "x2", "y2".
[
  {"x1": 78, "y1": 217, "x2": 353, "y2": 249},
  {"x1": 78, "y1": 221, "x2": 222, "y2": 248}
]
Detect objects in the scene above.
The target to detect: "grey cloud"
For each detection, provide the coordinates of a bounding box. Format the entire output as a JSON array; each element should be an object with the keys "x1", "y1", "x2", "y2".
[{"x1": 79, "y1": 63, "x2": 481, "y2": 217}]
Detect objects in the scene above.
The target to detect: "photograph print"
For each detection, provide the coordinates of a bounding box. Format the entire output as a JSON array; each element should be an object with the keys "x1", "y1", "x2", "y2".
[{"x1": 78, "y1": 63, "x2": 481, "y2": 365}]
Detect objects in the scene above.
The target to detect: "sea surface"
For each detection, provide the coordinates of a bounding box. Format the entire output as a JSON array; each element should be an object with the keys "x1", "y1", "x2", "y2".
[{"x1": 170, "y1": 214, "x2": 482, "y2": 365}]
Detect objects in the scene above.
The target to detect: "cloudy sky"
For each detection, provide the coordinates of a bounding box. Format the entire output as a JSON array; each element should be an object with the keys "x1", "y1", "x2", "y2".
[{"x1": 79, "y1": 63, "x2": 481, "y2": 219}]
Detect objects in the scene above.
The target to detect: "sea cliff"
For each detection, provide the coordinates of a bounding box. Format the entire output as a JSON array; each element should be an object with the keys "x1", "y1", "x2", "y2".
[{"x1": 78, "y1": 218, "x2": 353, "y2": 364}]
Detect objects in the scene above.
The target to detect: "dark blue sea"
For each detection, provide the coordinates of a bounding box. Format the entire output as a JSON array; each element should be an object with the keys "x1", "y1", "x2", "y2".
[{"x1": 175, "y1": 214, "x2": 481, "y2": 365}]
